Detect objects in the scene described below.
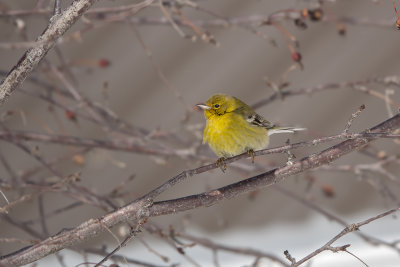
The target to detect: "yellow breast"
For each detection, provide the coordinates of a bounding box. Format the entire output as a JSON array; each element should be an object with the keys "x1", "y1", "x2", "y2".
[{"x1": 203, "y1": 112, "x2": 270, "y2": 157}]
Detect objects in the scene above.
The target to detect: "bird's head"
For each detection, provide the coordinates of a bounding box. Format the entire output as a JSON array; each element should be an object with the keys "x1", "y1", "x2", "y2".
[{"x1": 196, "y1": 94, "x2": 237, "y2": 118}]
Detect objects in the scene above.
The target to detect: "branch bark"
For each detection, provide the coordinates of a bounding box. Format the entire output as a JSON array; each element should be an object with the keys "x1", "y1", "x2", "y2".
[
  {"x1": 0, "y1": 0, "x2": 97, "y2": 105},
  {"x1": 1, "y1": 113, "x2": 399, "y2": 266}
]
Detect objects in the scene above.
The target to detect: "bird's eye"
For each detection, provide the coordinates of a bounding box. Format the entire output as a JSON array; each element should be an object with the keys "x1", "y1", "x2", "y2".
[{"x1": 214, "y1": 104, "x2": 220, "y2": 108}]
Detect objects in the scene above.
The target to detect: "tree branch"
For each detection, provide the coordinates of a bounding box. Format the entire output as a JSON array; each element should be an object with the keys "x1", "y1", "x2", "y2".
[
  {"x1": 292, "y1": 207, "x2": 400, "y2": 266},
  {"x1": 1, "y1": 113, "x2": 399, "y2": 266},
  {"x1": 0, "y1": 0, "x2": 97, "y2": 105}
]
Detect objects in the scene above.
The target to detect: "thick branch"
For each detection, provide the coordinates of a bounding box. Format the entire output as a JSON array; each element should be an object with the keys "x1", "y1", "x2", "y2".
[
  {"x1": 148, "y1": 115, "x2": 400, "y2": 217},
  {"x1": 0, "y1": 0, "x2": 97, "y2": 105},
  {"x1": 1, "y1": 113, "x2": 399, "y2": 266}
]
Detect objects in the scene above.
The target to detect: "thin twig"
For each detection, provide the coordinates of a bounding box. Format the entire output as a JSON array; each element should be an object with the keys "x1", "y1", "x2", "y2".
[
  {"x1": 53, "y1": 0, "x2": 61, "y2": 16},
  {"x1": 94, "y1": 219, "x2": 147, "y2": 267},
  {"x1": 129, "y1": 23, "x2": 192, "y2": 114},
  {"x1": 292, "y1": 207, "x2": 400, "y2": 266},
  {"x1": 251, "y1": 77, "x2": 400, "y2": 110},
  {"x1": 343, "y1": 104, "x2": 366, "y2": 133},
  {"x1": 274, "y1": 185, "x2": 400, "y2": 252},
  {"x1": 84, "y1": 247, "x2": 173, "y2": 267},
  {"x1": 172, "y1": 231, "x2": 289, "y2": 267}
]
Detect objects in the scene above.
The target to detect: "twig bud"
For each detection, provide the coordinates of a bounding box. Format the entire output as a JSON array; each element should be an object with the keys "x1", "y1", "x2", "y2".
[{"x1": 308, "y1": 8, "x2": 324, "y2": 21}]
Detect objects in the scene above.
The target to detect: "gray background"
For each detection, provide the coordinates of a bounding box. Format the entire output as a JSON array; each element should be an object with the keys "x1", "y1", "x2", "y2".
[{"x1": 0, "y1": 0, "x2": 399, "y2": 265}]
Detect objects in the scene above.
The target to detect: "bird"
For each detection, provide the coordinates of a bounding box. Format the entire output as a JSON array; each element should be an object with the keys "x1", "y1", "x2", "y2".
[{"x1": 196, "y1": 93, "x2": 305, "y2": 171}]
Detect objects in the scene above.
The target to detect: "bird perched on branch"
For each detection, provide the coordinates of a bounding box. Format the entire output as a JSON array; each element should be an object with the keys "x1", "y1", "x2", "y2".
[{"x1": 196, "y1": 93, "x2": 305, "y2": 171}]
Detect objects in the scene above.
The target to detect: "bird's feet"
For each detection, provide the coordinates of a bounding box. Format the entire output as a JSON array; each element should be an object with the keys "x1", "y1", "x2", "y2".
[
  {"x1": 248, "y1": 149, "x2": 255, "y2": 163},
  {"x1": 216, "y1": 157, "x2": 227, "y2": 172}
]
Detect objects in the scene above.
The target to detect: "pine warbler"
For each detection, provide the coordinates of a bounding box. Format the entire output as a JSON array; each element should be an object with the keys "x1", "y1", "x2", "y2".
[{"x1": 197, "y1": 94, "x2": 304, "y2": 169}]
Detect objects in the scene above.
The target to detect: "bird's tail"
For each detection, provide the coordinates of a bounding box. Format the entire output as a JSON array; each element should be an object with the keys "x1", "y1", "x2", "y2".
[{"x1": 268, "y1": 127, "x2": 306, "y2": 136}]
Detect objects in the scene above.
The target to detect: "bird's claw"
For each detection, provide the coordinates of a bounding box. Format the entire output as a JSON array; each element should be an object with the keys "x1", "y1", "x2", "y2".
[
  {"x1": 216, "y1": 157, "x2": 227, "y2": 172},
  {"x1": 248, "y1": 149, "x2": 255, "y2": 163}
]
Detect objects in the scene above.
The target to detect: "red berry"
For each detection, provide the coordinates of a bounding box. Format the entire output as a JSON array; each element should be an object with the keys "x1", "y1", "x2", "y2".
[
  {"x1": 291, "y1": 52, "x2": 302, "y2": 62},
  {"x1": 98, "y1": 59, "x2": 111, "y2": 68},
  {"x1": 65, "y1": 110, "x2": 77, "y2": 121}
]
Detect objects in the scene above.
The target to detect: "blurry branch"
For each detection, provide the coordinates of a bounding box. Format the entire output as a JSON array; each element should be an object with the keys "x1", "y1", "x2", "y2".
[
  {"x1": 2, "y1": 214, "x2": 44, "y2": 240},
  {"x1": 46, "y1": 62, "x2": 137, "y2": 136},
  {"x1": 0, "y1": 69, "x2": 153, "y2": 138},
  {"x1": 288, "y1": 207, "x2": 400, "y2": 266},
  {"x1": 0, "y1": 127, "x2": 118, "y2": 212},
  {"x1": 252, "y1": 76, "x2": 400, "y2": 110},
  {"x1": 149, "y1": 224, "x2": 290, "y2": 267},
  {"x1": 0, "y1": 40, "x2": 49, "y2": 50},
  {"x1": 274, "y1": 185, "x2": 400, "y2": 253},
  {"x1": 1, "y1": 113, "x2": 399, "y2": 266},
  {"x1": 84, "y1": 247, "x2": 174, "y2": 267},
  {"x1": 0, "y1": 3, "x2": 394, "y2": 53},
  {"x1": 187, "y1": 1, "x2": 276, "y2": 46},
  {"x1": 0, "y1": 173, "x2": 80, "y2": 215},
  {"x1": 17, "y1": 86, "x2": 149, "y2": 137},
  {"x1": 14, "y1": 72, "x2": 398, "y2": 137},
  {"x1": 136, "y1": 237, "x2": 170, "y2": 263},
  {"x1": 0, "y1": 7, "x2": 51, "y2": 17},
  {"x1": 338, "y1": 16, "x2": 395, "y2": 29},
  {"x1": 0, "y1": 238, "x2": 39, "y2": 246},
  {"x1": 393, "y1": 0, "x2": 400, "y2": 30},
  {"x1": 0, "y1": 130, "x2": 399, "y2": 164},
  {"x1": 129, "y1": 23, "x2": 193, "y2": 116},
  {"x1": 94, "y1": 219, "x2": 147, "y2": 267},
  {"x1": 0, "y1": 1, "x2": 153, "y2": 17},
  {"x1": 0, "y1": 10, "x2": 393, "y2": 30},
  {"x1": 18, "y1": 148, "x2": 91, "y2": 180},
  {"x1": 22, "y1": 202, "x2": 84, "y2": 226},
  {"x1": 118, "y1": 14, "x2": 393, "y2": 30},
  {"x1": 317, "y1": 155, "x2": 400, "y2": 188},
  {"x1": 0, "y1": 0, "x2": 98, "y2": 105},
  {"x1": 53, "y1": 0, "x2": 62, "y2": 16},
  {"x1": 6, "y1": 73, "x2": 397, "y2": 159},
  {"x1": 0, "y1": 130, "x2": 182, "y2": 156}
]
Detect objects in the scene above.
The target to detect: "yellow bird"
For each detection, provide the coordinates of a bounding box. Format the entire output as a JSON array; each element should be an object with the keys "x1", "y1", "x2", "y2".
[{"x1": 197, "y1": 94, "x2": 304, "y2": 169}]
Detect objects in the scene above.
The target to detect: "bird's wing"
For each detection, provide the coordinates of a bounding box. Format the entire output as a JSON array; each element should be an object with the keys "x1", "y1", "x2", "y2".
[
  {"x1": 232, "y1": 101, "x2": 275, "y2": 129},
  {"x1": 245, "y1": 112, "x2": 275, "y2": 129}
]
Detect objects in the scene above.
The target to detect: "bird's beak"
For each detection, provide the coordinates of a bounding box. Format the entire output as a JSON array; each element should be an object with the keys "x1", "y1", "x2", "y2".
[{"x1": 196, "y1": 104, "x2": 211, "y2": 110}]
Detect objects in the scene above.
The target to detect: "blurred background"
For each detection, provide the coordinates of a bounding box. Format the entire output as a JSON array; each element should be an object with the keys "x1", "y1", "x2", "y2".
[{"x1": 0, "y1": 0, "x2": 399, "y2": 266}]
